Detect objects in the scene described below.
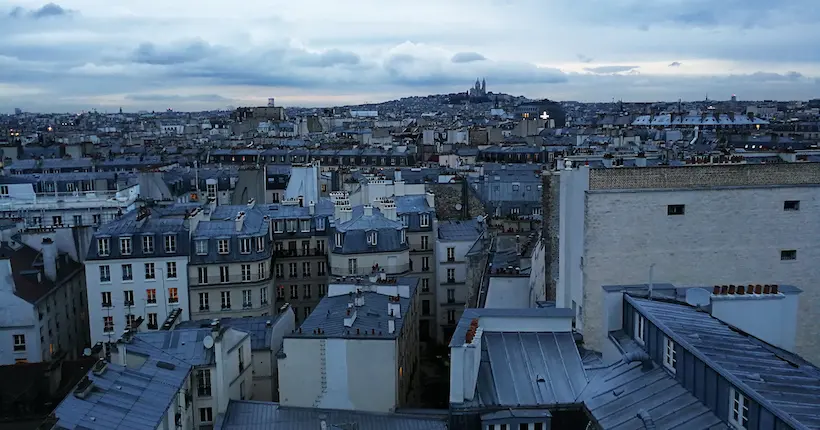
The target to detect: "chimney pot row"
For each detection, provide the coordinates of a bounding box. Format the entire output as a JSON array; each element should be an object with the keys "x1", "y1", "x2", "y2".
[{"x1": 712, "y1": 284, "x2": 780, "y2": 296}]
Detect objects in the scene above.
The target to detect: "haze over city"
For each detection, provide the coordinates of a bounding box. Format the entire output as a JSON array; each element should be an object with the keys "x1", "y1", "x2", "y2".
[{"x1": 3, "y1": 0, "x2": 820, "y2": 112}]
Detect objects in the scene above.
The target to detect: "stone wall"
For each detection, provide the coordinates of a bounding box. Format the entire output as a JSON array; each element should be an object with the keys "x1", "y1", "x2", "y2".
[
  {"x1": 428, "y1": 183, "x2": 485, "y2": 221},
  {"x1": 541, "y1": 171, "x2": 560, "y2": 301}
]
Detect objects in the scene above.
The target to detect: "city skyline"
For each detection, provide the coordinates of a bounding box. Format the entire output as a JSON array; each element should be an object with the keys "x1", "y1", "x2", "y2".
[{"x1": 2, "y1": 0, "x2": 820, "y2": 112}]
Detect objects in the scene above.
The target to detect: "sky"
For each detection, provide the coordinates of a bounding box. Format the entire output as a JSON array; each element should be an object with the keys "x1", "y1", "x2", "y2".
[{"x1": 2, "y1": 0, "x2": 820, "y2": 112}]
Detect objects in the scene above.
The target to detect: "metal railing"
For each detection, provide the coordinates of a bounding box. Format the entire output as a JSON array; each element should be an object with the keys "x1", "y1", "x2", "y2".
[
  {"x1": 194, "y1": 273, "x2": 270, "y2": 285},
  {"x1": 329, "y1": 263, "x2": 411, "y2": 276},
  {"x1": 273, "y1": 248, "x2": 327, "y2": 258}
]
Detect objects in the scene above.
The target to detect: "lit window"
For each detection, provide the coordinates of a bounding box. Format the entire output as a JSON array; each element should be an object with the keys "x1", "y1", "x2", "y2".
[
  {"x1": 634, "y1": 313, "x2": 646, "y2": 345},
  {"x1": 663, "y1": 337, "x2": 676, "y2": 373},
  {"x1": 146, "y1": 289, "x2": 157, "y2": 304},
  {"x1": 168, "y1": 288, "x2": 179, "y2": 304},
  {"x1": 729, "y1": 387, "x2": 750, "y2": 429}
]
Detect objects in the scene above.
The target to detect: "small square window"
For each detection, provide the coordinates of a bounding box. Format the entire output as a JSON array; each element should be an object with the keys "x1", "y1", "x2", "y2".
[
  {"x1": 729, "y1": 387, "x2": 750, "y2": 429},
  {"x1": 784, "y1": 200, "x2": 800, "y2": 211},
  {"x1": 663, "y1": 337, "x2": 676, "y2": 373},
  {"x1": 781, "y1": 250, "x2": 797, "y2": 261},
  {"x1": 667, "y1": 204, "x2": 685, "y2": 215}
]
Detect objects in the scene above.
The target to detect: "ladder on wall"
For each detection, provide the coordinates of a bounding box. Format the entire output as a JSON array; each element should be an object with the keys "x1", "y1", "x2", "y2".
[{"x1": 313, "y1": 338, "x2": 328, "y2": 407}]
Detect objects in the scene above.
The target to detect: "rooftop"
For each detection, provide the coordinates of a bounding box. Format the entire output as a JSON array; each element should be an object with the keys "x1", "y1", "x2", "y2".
[
  {"x1": 175, "y1": 314, "x2": 288, "y2": 350},
  {"x1": 437, "y1": 219, "x2": 484, "y2": 241}
]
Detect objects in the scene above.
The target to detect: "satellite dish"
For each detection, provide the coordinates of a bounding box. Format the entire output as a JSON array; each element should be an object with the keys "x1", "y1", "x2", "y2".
[
  {"x1": 203, "y1": 335, "x2": 214, "y2": 349},
  {"x1": 83, "y1": 348, "x2": 92, "y2": 357},
  {"x1": 455, "y1": 203, "x2": 463, "y2": 211}
]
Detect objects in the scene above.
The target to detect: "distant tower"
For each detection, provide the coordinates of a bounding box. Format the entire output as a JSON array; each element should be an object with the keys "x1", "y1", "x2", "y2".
[
  {"x1": 481, "y1": 78, "x2": 486, "y2": 95},
  {"x1": 268, "y1": 98, "x2": 276, "y2": 107},
  {"x1": 731, "y1": 94, "x2": 737, "y2": 103}
]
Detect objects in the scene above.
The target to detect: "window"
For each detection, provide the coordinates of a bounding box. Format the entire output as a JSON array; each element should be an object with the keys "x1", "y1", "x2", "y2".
[
  {"x1": 318, "y1": 284, "x2": 326, "y2": 297},
  {"x1": 241, "y1": 264, "x2": 252, "y2": 281},
  {"x1": 93, "y1": 214, "x2": 101, "y2": 225},
  {"x1": 420, "y1": 213, "x2": 430, "y2": 227},
  {"x1": 422, "y1": 256, "x2": 430, "y2": 271},
  {"x1": 126, "y1": 314, "x2": 136, "y2": 329},
  {"x1": 124, "y1": 290, "x2": 134, "y2": 306},
  {"x1": 664, "y1": 337, "x2": 677, "y2": 373},
  {"x1": 53, "y1": 215, "x2": 62, "y2": 226},
  {"x1": 304, "y1": 307, "x2": 311, "y2": 319},
  {"x1": 260, "y1": 287, "x2": 269, "y2": 304},
  {"x1": 348, "y1": 258, "x2": 358, "y2": 275},
  {"x1": 784, "y1": 200, "x2": 800, "y2": 211},
  {"x1": 317, "y1": 261, "x2": 326, "y2": 276},
  {"x1": 303, "y1": 285, "x2": 312, "y2": 298},
  {"x1": 729, "y1": 387, "x2": 750, "y2": 429},
  {"x1": 13, "y1": 335, "x2": 25, "y2": 352},
  {"x1": 781, "y1": 250, "x2": 797, "y2": 261},
  {"x1": 258, "y1": 262, "x2": 267, "y2": 278},
  {"x1": 447, "y1": 288, "x2": 455, "y2": 303},
  {"x1": 634, "y1": 313, "x2": 646, "y2": 345},
  {"x1": 300, "y1": 219, "x2": 310, "y2": 232},
  {"x1": 144, "y1": 263, "x2": 155, "y2": 280},
  {"x1": 119, "y1": 237, "x2": 132, "y2": 255},
  {"x1": 101, "y1": 292, "x2": 112, "y2": 307},
  {"x1": 199, "y1": 293, "x2": 210, "y2": 310},
  {"x1": 240, "y1": 380, "x2": 246, "y2": 400},
  {"x1": 447, "y1": 268, "x2": 456, "y2": 283},
  {"x1": 199, "y1": 407, "x2": 213, "y2": 423},
  {"x1": 421, "y1": 235, "x2": 428, "y2": 250},
  {"x1": 242, "y1": 289, "x2": 252, "y2": 307},
  {"x1": 221, "y1": 291, "x2": 231, "y2": 309},
  {"x1": 238, "y1": 346, "x2": 245, "y2": 372},
  {"x1": 0, "y1": 185, "x2": 7, "y2": 195},
  {"x1": 316, "y1": 239, "x2": 326, "y2": 253},
  {"x1": 103, "y1": 316, "x2": 114, "y2": 333},
  {"x1": 147, "y1": 313, "x2": 158, "y2": 329},
  {"x1": 534, "y1": 423, "x2": 544, "y2": 430},
  {"x1": 198, "y1": 267, "x2": 209, "y2": 284},
  {"x1": 316, "y1": 217, "x2": 326, "y2": 231},
  {"x1": 255, "y1": 236, "x2": 265, "y2": 252},
  {"x1": 290, "y1": 285, "x2": 298, "y2": 299},
  {"x1": 164, "y1": 235, "x2": 176, "y2": 253},
  {"x1": 146, "y1": 288, "x2": 157, "y2": 304},
  {"x1": 97, "y1": 238, "x2": 110, "y2": 256},
  {"x1": 197, "y1": 369, "x2": 212, "y2": 396},
  {"x1": 447, "y1": 247, "x2": 455, "y2": 261},
  {"x1": 335, "y1": 232, "x2": 343, "y2": 248},
  {"x1": 240, "y1": 238, "x2": 251, "y2": 254},
  {"x1": 422, "y1": 278, "x2": 429, "y2": 292},
  {"x1": 142, "y1": 236, "x2": 154, "y2": 253},
  {"x1": 667, "y1": 204, "x2": 685, "y2": 215},
  {"x1": 99, "y1": 265, "x2": 111, "y2": 282},
  {"x1": 277, "y1": 285, "x2": 285, "y2": 299},
  {"x1": 400, "y1": 215, "x2": 409, "y2": 226},
  {"x1": 302, "y1": 262, "x2": 311, "y2": 277},
  {"x1": 275, "y1": 264, "x2": 283, "y2": 278},
  {"x1": 168, "y1": 288, "x2": 178, "y2": 304},
  {"x1": 218, "y1": 239, "x2": 229, "y2": 254},
  {"x1": 422, "y1": 300, "x2": 430, "y2": 316},
  {"x1": 220, "y1": 266, "x2": 230, "y2": 283},
  {"x1": 196, "y1": 240, "x2": 208, "y2": 255},
  {"x1": 166, "y1": 262, "x2": 177, "y2": 278},
  {"x1": 447, "y1": 309, "x2": 456, "y2": 324},
  {"x1": 286, "y1": 220, "x2": 296, "y2": 232},
  {"x1": 273, "y1": 221, "x2": 284, "y2": 233},
  {"x1": 121, "y1": 264, "x2": 133, "y2": 281},
  {"x1": 512, "y1": 184, "x2": 520, "y2": 192},
  {"x1": 72, "y1": 214, "x2": 83, "y2": 226}
]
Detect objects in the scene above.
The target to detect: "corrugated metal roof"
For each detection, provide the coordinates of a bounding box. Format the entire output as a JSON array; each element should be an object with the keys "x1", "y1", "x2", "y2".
[
  {"x1": 126, "y1": 328, "x2": 216, "y2": 366},
  {"x1": 175, "y1": 315, "x2": 285, "y2": 350},
  {"x1": 474, "y1": 332, "x2": 588, "y2": 407},
  {"x1": 214, "y1": 401, "x2": 448, "y2": 430},
  {"x1": 437, "y1": 219, "x2": 484, "y2": 242},
  {"x1": 629, "y1": 296, "x2": 820, "y2": 430}
]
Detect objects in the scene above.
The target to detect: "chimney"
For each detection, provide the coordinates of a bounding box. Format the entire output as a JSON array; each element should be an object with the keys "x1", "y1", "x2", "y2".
[
  {"x1": 388, "y1": 300, "x2": 401, "y2": 319},
  {"x1": 247, "y1": 198, "x2": 256, "y2": 209},
  {"x1": 710, "y1": 283, "x2": 797, "y2": 353},
  {"x1": 42, "y1": 238, "x2": 58, "y2": 282},
  {"x1": 235, "y1": 211, "x2": 245, "y2": 232},
  {"x1": 394, "y1": 169, "x2": 402, "y2": 183},
  {"x1": 363, "y1": 205, "x2": 373, "y2": 217},
  {"x1": 425, "y1": 191, "x2": 435, "y2": 208},
  {"x1": 635, "y1": 154, "x2": 647, "y2": 167},
  {"x1": 380, "y1": 200, "x2": 397, "y2": 221},
  {"x1": 344, "y1": 305, "x2": 357, "y2": 327},
  {"x1": 308, "y1": 200, "x2": 315, "y2": 215}
]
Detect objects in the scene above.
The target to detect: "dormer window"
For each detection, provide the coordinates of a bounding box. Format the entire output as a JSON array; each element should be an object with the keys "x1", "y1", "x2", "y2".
[
  {"x1": 420, "y1": 213, "x2": 430, "y2": 228},
  {"x1": 401, "y1": 229, "x2": 407, "y2": 244},
  {"x1": 300, "y1": 219, "x2": 310, "y2": 232},
  {"x1": 218, "y1": 239, "x2": 229, "y2": 254},
  {"x1": 120, "y1": 237, "x2": 132, "y2": 255},
  {"x1": 316, "y1": 217, "x2": 326, "y2": 231},
  {"x1": 255, "y1": 236, "x2": 265, "y2": 252},
  {"x1": 400, "y1": 215, "x2": 409, "y2": 226},
  {"x1": 367, "y1": 231, "x2": 378, "y2": 246},
  {"x1": 196, "y1": 240, "x2": 208, "y2": 255},
  {"x1": 164, "y1": 235, "x2": 176, "y2": 253},
  {"x1": 142, "y1": 236, "x2": 154, "y2": 253},
  {"x1": 240, "y1": 238, "x2": 251, "y2": 254},
  {"x1": 335, "y1": 232, "x2": 343, "y2": 248},
  {"x1": 97, "y1": 238, "x2": 110, "y2": 256},
  {"x1": 286, "y1": 220, "x2": 296, "y2": 232},
  {"x1": 273, "y1": 221, "x2": 284, "y2": 233}
]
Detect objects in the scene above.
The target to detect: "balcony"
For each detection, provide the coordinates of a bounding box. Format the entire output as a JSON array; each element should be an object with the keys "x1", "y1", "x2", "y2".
[
  {"x1": 273, "y1": 248, "x2": 327, "y2": 258},
  {"x1": 329, "y1": 263, "x2": 411, "y2": 276},
  {"x1": 195, "y1": 273, "x2": 270, "y2": 285}
]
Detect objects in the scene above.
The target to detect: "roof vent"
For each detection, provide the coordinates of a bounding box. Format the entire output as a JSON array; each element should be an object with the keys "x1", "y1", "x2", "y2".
[
  {"x1": 73, "y1": 376, "x2": 94, "y2": 399},
  {"x1": 156, "y1": 361, "x2": 176, "y2": 370}
]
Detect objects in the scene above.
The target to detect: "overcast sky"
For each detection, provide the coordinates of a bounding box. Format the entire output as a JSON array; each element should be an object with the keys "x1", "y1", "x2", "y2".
[{"x1": 2, "y1": 0, "x2": 820, "y2": 112}]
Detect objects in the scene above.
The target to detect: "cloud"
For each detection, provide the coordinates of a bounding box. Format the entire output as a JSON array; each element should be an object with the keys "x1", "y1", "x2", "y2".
[
  {"x1": 577, "y1": 54, "x2": 594, "y2": 63},
  {"x1": 451, "y1": 52, "x2": 486, "y2": 63},
  {"x1": 124, "y1": 94, "x2": 232, "y2": 102},
  {"x1": 668, "y1": 61, "x2": 682, "y2": 67},
  {"x1": 132, "y1": 41, "x2": 214, "y2": 65},
  {"x1": 583, "y1": 65, "x2": 639, "y2": 74},
  {"x1": 8, "y1": 3, "x2": 72, "y2": 19}
]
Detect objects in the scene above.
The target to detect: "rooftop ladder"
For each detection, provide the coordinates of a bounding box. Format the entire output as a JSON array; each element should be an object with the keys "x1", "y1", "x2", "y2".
[{"x1": 313, "y1": 338, "x2": 328, "y2": 408}]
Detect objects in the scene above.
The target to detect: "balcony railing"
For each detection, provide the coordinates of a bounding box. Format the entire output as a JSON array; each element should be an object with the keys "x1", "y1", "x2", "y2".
[
  {"x1": 273, "y1": 248, "x2": 327, "y2": 258},
  {"x1": 329, "y1": 263, "x2": 411, "y2": 276},
  {"x1": 194, "y1": 273, "x2": 270, "y2": 285},
  {"x1": 0, "y1": 190, "x2": 138, "y2": 211}
]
